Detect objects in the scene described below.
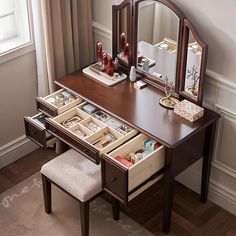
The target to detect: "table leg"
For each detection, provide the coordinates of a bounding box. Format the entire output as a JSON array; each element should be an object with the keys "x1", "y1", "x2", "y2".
[
  {"x1": 163, "y1": 148, "x2": 175, "y2": 234},
  {"x1": 201, "y1": 121, "x2": 217, "y2": 203}
]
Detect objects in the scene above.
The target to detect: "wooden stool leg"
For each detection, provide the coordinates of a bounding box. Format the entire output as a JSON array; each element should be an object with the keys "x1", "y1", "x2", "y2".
[
  {"x1": 41, "y1": 174, "x2": 52, "y2": 214},
  {"x1": 112, "y1": 198, "x2": 120, "y2": 221},
  {"x1": 80, "y1": 202, "x2": 89, "y2": 236}
]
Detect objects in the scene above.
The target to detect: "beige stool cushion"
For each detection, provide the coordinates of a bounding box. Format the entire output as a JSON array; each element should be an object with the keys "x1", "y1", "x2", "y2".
[{"x1": 41, "y1": 149, "x2": 102, "y2": 202}]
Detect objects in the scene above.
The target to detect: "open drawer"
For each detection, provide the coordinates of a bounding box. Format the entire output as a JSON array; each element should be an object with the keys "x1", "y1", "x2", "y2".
[
  {"x1": 24, "y1": 113, "x2": 56, "y2": 149},
  {"x1": 45, "y1": 106, "x2": 138, "y2": 164},
  {"x1": 101, "y1": 134, "x2": 165, "y2": 204},
  {"x1": 36, "y1": 89, "x2": 83, "y2": 117}
]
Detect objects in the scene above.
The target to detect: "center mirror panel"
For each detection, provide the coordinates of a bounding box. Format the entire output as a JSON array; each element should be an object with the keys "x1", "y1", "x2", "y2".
[{"x1": 133, "y1": 0, "x2": 185, "y2": 92}]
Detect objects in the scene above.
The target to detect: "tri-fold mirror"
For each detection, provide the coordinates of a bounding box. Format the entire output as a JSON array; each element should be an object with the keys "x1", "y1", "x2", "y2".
[{"x1": 112, "y1": 0, "x2": 208, "y2": 105}]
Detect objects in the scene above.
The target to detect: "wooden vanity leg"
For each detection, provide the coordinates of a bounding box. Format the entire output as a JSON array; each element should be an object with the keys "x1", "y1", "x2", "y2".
[
  {"x1": 201, "y1": 121, "x2": 217, "y2": 203},
  {"x1": 162, "y1": 148, "x2": 174, "y2": 234},
  {"x1": 112, "y1": 198, "x2": 120, "y2": 221}
]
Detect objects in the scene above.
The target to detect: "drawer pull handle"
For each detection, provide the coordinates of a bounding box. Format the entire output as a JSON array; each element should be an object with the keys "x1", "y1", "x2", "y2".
[
  {"x1": 32, "y1": 131, "x2": 38, "y2": 136},
  {"x1": 83, "y1": 149, "x2": 89, "y2": 154},
  {"x1": 111, "y1": 177, "x2": 118, "y2": 183}
]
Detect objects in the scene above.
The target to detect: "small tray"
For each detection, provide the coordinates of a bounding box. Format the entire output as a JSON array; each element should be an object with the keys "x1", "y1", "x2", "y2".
[
  {"x1": 159, "y1": 96, "x2": 179, "y2": 109},
  {"x1": 82, "y1": 65, "x2": 127, "y2": 86}
]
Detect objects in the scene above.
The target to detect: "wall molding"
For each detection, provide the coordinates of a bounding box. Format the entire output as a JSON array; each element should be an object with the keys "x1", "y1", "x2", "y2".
[
  {"x1": 206, "y1": 69, "x2": 236, "y2": 92},
  {"x1": 212, "y1": 106, "x2": 236, "y2": 177},
  {"x1": 0, "y1": 135, "x2": 38, "y2": 169},
  {"x1": 176, "y1": 166, "x2": 236, "y2": 215}
]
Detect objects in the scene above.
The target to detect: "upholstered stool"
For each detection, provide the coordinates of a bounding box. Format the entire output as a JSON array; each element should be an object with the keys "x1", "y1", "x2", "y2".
[{"x1": 41, "y1": 149, "x2": 119, "y2": 236}]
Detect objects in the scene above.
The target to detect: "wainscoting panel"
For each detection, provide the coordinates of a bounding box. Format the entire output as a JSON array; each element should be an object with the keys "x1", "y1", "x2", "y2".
[{"x1": 0, "y1": 135, "x2": 38, "y2": 169}]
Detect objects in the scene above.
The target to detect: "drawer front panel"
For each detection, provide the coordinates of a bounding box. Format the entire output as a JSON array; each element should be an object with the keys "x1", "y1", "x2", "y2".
[
  {"x1": 101, "y1": 155, "x2": 128, "y2": 203},
  {"x1": 46, "y1": 119, "x2": 100, "y2": 164},
  {"x1": 24, "y1": 117, "x2": 47, "y2": 149},
  {"x1": 36, "y1": 98, "x2": 58, "y2": 117}
]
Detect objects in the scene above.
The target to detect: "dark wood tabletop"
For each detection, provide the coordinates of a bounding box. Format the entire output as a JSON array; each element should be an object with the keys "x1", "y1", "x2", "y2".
[{"x1": 55, "y1": 70, "x2": 220, "y2": 148}]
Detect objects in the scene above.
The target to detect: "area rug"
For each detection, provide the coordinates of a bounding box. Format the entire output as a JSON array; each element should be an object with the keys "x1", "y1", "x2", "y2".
[{"x1": 0, "y1": 172, "x2": 154, "y2": 236}]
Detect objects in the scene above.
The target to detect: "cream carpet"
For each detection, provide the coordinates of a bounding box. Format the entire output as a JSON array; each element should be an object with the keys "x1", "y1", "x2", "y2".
[{"x1": 0, "y1": 172, "x2": 154, "y2": 236}]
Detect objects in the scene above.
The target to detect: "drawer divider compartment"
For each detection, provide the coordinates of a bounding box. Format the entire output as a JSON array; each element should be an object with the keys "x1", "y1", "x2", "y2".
[{"x1": 45, "y1": 118, "x2": 100, "y2": 164}]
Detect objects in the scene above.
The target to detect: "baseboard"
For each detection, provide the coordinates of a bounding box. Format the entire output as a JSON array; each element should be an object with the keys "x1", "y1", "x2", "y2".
[
  {"x1": 176, "y1": 167, "x2": 236, "y2": 215},
  {"x1": 0, "y1": 135, "x2": 38, "y2": 169}
]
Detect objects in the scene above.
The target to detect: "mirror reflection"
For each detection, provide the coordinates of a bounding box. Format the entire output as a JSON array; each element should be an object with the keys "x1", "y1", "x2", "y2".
[
  {"x1": 184, "y1": 30, "x2": 202, "y2": 98},
  {"x1": 116, "y1": 6, "x2": 130, "y2": 65},
  {"x1": 137, "y1": 1, "x2": 179, "y2": 87}
]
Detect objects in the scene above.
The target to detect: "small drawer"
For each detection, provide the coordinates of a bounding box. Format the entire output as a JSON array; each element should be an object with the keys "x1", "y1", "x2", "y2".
[
  {"x1": 101, "y1": 134, "x2": 165, "y2": 204},
  {"x1": 24, "y1": 113, "x2": 55, "y2": 149},
  {"x1": 45, "y1": 107, "x2": 138, "y2": 164},
  {"x1": 36, "y1": 89, "x2": 83, "y2": 117}
]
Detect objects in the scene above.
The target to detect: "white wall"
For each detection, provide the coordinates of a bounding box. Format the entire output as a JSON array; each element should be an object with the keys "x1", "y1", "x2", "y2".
[
  {"x1": 0, "y1": 52, "x2": 38, "y2": 168},
  {"x1": 92, "y1": 0, "x2": 236, "y2": 214}
]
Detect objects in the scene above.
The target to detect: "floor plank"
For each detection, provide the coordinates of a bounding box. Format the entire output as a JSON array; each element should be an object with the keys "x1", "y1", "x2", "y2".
[{"x1": 0, "y1": 148, "x2": 235, "y2": 236}]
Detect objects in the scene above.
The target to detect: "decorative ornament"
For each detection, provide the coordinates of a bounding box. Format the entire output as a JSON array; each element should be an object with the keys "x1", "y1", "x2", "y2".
[
  {"x1": 186, "y1": 65, "x2": 199, "y2": 97},
  {"x1": 159, "y1": 77, "x2": 179, "y2": 109}
]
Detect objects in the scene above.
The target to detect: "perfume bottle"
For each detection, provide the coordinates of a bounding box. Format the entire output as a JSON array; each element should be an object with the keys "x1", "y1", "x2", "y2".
[
  {"x1": 120, "y1": 32, "x2": 126, "y2": 52},
  {"x1": 113, "y1": 58, "x2": 119, "y2": 72},
  {"x1": 101, "y1": 52, "x2": 108, "y2": 70},
  {"x1": 96, "y1": 42, "x2": 103, "y2": 63},
  {"x1": 129, "y1": 66, "x2": 136, "y2": 82},
  {"x1": 106, "y1": 56, "x2": 114, "y2": 76},
  {"x1": 124, "y1": 43, "x2": 129, "y2": 58}
]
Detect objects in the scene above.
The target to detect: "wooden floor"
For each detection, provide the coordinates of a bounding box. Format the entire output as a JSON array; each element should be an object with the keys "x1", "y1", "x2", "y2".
[{"x1": 0, "y1": 148, "x2": 235, "y2": 236}]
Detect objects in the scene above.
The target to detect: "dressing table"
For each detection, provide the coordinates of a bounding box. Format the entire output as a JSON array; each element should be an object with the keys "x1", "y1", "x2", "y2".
[{"x1": 24, "y1": 0, "x2": 220, "y2": 234}]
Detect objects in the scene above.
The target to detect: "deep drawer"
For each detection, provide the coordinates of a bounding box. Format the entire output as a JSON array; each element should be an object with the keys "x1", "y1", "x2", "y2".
[
  {"x1": 36, "y1": 89, "x2": 83, "y2": 117},
  {"x1": 101, "y1": 134, "x2": 165, "y2": 204}
]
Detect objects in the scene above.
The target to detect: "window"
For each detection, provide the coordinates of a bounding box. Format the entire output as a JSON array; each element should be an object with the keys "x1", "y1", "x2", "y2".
[{"x1": 0, "y1": 0, "x2": 34, "y2": 63}]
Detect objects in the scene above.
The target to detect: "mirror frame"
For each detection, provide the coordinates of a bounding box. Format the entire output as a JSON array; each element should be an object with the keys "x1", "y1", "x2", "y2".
[
  {"x1": 179, "y1": 19, "x2": 208, "y2": 105},
  {"x1": 112, "y1": 0, "x2": 133, "y2": 69},
  {"x1": 132, "y1": 0, "x2": 186, "y2": 94}
]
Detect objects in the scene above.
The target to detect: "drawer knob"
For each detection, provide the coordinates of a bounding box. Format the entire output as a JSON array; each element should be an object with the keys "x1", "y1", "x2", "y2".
[
  {"x1": 83, "y1": 149, "x2": 89, "y2": 154},
  {"x1": 32, "y1": 131, "x2": 38, "y2": 136},
  {"x1": 111, "y1": 177, "x2": 118, "y2": 183}
]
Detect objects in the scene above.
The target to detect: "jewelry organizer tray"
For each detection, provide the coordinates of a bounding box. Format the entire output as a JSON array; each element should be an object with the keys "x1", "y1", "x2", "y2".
[{"x1": 82, "y1": 66, "x2": 127, "y2": 86}]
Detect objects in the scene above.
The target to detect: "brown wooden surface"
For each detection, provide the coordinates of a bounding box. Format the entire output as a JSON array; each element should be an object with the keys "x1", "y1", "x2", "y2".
[
  {"x1": 1, "y1": 149, "x2": 236, "y2": 236},
  {"x1": 55, "y1": 70, "x2": 219, "y2": 148}
]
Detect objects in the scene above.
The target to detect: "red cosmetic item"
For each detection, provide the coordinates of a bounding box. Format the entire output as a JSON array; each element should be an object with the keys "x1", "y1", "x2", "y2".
[
  {"x1": 102, "y1": 52, "x2": 108, "y2": 70},
  {"x1": 115, "y1": 156, "x2": 133, "y2": 168},
  {"x1": 106, "y1": 56, "x2": 114, "y2": 76},
  {"x1": 120, "y1": 32, "x2": 126, "y2": 51},
  {"x1": 96, "y1": 42, "x2": 103, "y2": 63},
  {"x1": 124, "y1": 43, "x2": 129, "y2": 57}
]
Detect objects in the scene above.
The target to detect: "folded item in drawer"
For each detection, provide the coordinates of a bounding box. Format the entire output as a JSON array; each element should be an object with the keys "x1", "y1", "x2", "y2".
[{"x1": 115, "y1": 156, "x2": 133, "y2": 168}]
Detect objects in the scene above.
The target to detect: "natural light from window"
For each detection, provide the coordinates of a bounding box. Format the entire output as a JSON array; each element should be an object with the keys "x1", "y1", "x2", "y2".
[{"x1": 0, "y1": 0, "x2": 32, "y2": 58}]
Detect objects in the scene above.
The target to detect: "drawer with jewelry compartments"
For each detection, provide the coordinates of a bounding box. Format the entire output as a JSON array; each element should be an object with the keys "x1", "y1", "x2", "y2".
[
  {"x1": 101, "y1": 133, "x2": 165, "y2": 204},
  {"x1": 36, "y1": 89, "x2": 83, "y2": 117},
  {"x1": 45, "y1": 102, "x2": 138, "y2": 164},
  {"x1": 24, "y1": 113, "x2": 57, "y2": 149}
]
